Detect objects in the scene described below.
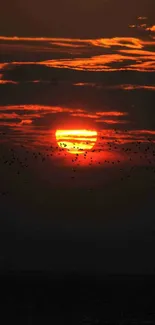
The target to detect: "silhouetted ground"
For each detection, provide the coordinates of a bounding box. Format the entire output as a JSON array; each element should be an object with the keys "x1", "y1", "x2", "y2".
[{"x1": 0, "y1": 272, "x2": 155, "y2": 324}]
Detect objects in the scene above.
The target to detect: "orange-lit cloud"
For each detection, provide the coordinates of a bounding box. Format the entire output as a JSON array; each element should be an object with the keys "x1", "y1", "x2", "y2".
[
  {"x1": 128, "y1": 130, "x2": 155, "y2": 135},
  {"x1": 128, "y1": 22, "x2": 155, "y2": 38},
  {"x1": 0, "y1": 36, "x2": 146, "y2": 49},
  {"x1": 37, "y1": 53, "x2": 135, "y2": 71},
  {"x1": 119, "y1": 84, "x2": 155, "y2": 91},
  {"x1": 91, "y1": 37, "x2": 144, "y2": 49},
  {"x1": 137, "y1": 17, "x2": 148, "y2": 20},
  {"x1": 0, "y1": 36, "x2": 154, "y2": 51},
  {"x1": 50, "y1": 41, "x2": 86, "y2": 48},
  {"x1": 0, "y1": 63, "x2": 8, "y2": 69},
  {"x1": 120, "y1": 48, "x2": 155, "y2": 55},
  {"x1": 73, "y1": 83, "x2": 155, "y2": 91},
  {"x1": 0, "y1": 80, "x2": 18, "y2": 84},
  {"x1": 6, "y1": 49, "x2": 153, "y2": 72},
  {"x1": 96, "y1": 119, "x2": 128, "y2": 124},
  {"x1": 0, "y1": 113, "x2": 19, "y2": 119},
  {"x1": 146, "y1": 25, "x2": 155, "y2": 32},
  {"x1": 0, "y1": 105, "x2": 85, "y2": 114},
  {"x1": 140, "y1": 24, "x2": 147, "y2": 28},
  {"x1": 96, "y1": 112, "x2": 128, "y2": 117},
  {"x1": 0, "y1": 105, "x2": 128, "y2": 128},
  {"x1": 70, "y1": 113, "x2": 98, "y2": 119},
  {"x1": 0, "y1": 36, "x2": 90, "y2": 43},
  {"x1": 129, "y1": 25, "x2": 137, "y2": 28},
  {"x1": 0, "y1": 36, "x2": 155, "y2": 72},
  {"x1": 19, "y1": 119, "x2": 33, "y2": 125},
  {"x1": 0, "y1": 105, "x2": 126, "y2": 116},
  {"x1": 73, "y1": 83, "x2": 97, "y2": 87}
]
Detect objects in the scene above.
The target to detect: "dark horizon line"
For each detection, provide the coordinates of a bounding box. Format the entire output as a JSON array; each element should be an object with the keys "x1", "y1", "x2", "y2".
[
  {"x1": 0, "y1": 33, "x2": 149, "y2": 40},
  {"x1": 0, "y1": 270, "x2": 155, "y2": 276}
]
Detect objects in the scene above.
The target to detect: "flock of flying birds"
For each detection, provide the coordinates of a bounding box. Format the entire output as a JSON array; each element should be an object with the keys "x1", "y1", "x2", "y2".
[{"x1": 1, "y1": 129, "x2": 155, "y2": 197}]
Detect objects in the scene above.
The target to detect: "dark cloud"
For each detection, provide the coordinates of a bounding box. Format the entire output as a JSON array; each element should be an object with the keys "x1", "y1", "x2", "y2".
[{"x1": 2, "y1": 64, "x2": 155, "y2": 85}]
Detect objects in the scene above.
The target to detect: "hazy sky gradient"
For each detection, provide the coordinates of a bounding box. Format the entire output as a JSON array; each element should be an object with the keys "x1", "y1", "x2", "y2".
[{"x1": 1, "y1": 0, "x2": 155, "y2": 37}]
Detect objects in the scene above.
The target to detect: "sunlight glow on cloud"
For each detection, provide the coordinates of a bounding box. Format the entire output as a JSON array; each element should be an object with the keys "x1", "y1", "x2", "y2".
[
  {"x1": 0, "y1": 36, "x2": 155, "y2": 72},
  {"x1": 1, "y1": 50, "x2": 154, "y2": 72},
  {"x1": 19, "y1": 119, "x2": 33, "y2": 125},
  {"x1": 96, "y1": 119, "x2": 128, "y2": 124},
  {"x1": 0, "y1": 33, "x2": 155, "y2": 168},
  {"x1": 0, "y1": 80, "x2": 18, "y2": 84},
  {"x1": 137, "y1": 17, "x2": 148, "y2": 20},
  {"x1": 0, "y1": 105, "x2": 128, "y2": 130},
  {"x1": 36, "y1": 54, "x2": 133, "y2": 71},
  {"x1": 96, "y1": 112, "x2": 128, "y2": 117},
  {"x1": 146, "y1": 25, "x2": 155, "y2": 32}
]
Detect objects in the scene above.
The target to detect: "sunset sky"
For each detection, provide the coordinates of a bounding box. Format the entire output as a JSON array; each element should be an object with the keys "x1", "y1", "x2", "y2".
[
  {"x1": 1, "y1": 0, "x2": 155, "y2": 38},
  {"x1": 0, "y1": 0, "x2": 155, "y2": 274}
]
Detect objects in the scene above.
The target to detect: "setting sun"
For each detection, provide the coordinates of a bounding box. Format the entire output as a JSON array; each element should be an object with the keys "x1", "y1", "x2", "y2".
[{"x1": 55, "y1": 129, "x2": 97, "y2": 154}]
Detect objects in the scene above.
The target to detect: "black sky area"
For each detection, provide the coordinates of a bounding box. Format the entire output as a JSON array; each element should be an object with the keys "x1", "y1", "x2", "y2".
[
  {"x1": 0, "y1": 0, "x2": 155, "y2": 277},
  {"x1": 0, "y1": 0, "x2": 155, "y2": 38}
]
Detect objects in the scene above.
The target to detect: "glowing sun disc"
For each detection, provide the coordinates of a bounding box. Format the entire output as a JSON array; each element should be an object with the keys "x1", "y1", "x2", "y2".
[{"x1": 55, "y1": 129, "x2": 97, "y2": 154}]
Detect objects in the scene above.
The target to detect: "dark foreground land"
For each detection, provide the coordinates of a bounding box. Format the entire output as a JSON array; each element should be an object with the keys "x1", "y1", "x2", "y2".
[{"x1": 0, "y1": 272, "x2": 155, "y2": 324}]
